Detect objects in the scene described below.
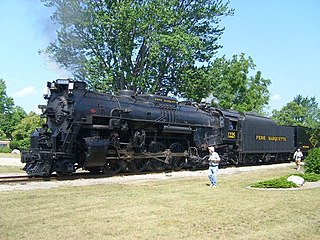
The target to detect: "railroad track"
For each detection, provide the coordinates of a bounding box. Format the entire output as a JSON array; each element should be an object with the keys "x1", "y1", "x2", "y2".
[
  {"x1": 0, "y1": 169, "x2": 187, "y2": 184},
  {"x1": 0, "y1": 174, "x2": 90, "y2": 184},
  {"x1": 0, "y1": 171, "x2": 136, "y2": 184},
  {"x1": 0, "y1": 175, "x2": 45, "y2": 184}
]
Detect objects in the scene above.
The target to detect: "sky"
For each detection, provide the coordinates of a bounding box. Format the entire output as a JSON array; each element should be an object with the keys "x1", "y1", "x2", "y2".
[{"x1": 0, "y1": 0, "x2": 319, "y2": 114}]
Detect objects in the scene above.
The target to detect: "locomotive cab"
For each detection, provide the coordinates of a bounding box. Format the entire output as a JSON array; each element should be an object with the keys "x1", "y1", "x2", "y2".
[{"x1": 219, "y1": 109, "x2": 240, "y2": 142}]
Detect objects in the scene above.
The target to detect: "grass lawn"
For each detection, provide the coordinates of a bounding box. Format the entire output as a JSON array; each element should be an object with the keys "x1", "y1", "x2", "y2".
[
  {"x1": 0, "y1": 165, "x2": 24, "y2": 173},
  {"x1": 0, "y1": 166, "x2": 319, "y2": 240},
  {"x1": 0, "y1": 153, "x2": 20, "y2": 158}
]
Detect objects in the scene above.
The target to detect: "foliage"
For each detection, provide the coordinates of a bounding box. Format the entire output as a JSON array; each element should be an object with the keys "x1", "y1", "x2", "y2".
[
  {"x1": 0, "y1": 78, "x2": 14, "y2": 114},
  {"x1": 210, "y1": 54, "x2": 270, "y2": 113},
  {"x1": 0, "y1": 147, "x2": 12, "y2": 153},
  {"x1": 251, "y1": 176, "x2": 298, "y2": 188},
  {"x1": 294, "y1": 95, "x2": 320, "y2": 127},
  {"x1": 179, "y1": 54, "x2": 271, "y2": 113},
  {"x1": 293, "y1": 172, "x2": 320, "y2": 182},
  {"x1": 0, "y1": 106, "x2": 27, "y2": 140},
  {"x1": 272, "y1": 101, "x2": 306, "y2": 126},
  {"x1": 0, "y1": 129, "x2": 6, "y2": 140},
  {"x1": 11, "y1": 112, "x2": 45, "y2": 150},
  {"x1": 41, "y1": 0, "x2": 233, "y2": 94},
  {"x1": 175, "y1": 65, "x2": 212, "y2": 102},
  {"x1": 251, "y1": 170, "x2": 320, "y2": 188},
  {"x1": 0, "y1": 79, "x2": 27, "y2": 140},
  {"x1": 272, "y1": 96, "x2": 320, "y2": 132},
  {"x1": 304, "y1": 147, "x2": 320, "y2": 174}
]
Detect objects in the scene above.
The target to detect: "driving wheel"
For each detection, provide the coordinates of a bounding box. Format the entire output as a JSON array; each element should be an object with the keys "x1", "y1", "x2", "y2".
[{"x1": 169, "y1": 143, "x2": 186, "y2": 170}]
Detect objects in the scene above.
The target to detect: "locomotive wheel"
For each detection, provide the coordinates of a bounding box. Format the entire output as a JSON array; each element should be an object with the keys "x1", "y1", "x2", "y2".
[
  {"x1": 169, "y1": 143, "x2": 186, "y2": 171},
  {"x1": 149, "y1": 142, "x2": 166, "y2": 171},
  {"x1": 54, "y1": 160, "x2": 73, "y2": 177},
  {"x1": 127, "y1": 159, "x2": 149, "y2": 174},
  {"x1": 101, "y1": 160, "x2": 125, "y2": 176}
]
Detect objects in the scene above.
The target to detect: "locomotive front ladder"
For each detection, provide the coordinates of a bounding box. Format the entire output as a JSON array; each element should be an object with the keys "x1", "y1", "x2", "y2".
[{"x1": 61, "y1": 123, "x2": 81, "y2": 153}]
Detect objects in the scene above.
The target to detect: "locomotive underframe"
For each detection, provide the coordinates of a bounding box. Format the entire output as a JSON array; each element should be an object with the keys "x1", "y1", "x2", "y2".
[{"x1": 22, "y1": 119, "x2": 207, "y2": 176}]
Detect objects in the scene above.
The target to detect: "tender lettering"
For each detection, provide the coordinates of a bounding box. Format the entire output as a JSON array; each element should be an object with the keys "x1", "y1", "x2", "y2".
[
  {"x1": 256, "y1": 135, "x2": 287, "y2": 141},
  {"x1": 267, "y1": 136, "x2": 287, "y2": 141},
  {"x1": 256, "y1": 135, "x2": 266, "y2": 140}
]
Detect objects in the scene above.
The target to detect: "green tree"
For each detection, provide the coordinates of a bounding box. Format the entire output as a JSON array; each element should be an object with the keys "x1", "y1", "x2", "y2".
[
  {"x1": 271, "y1": 101, "x2": 307, "y2": 126},
  {"x1": 0, "y1": 79, "x2": 14, "y2": 114},
  {"x1": 179, "y1": 54, "x2": 271, "y2": 113},
  {"x1": 293, "y1": 95, "x2": 320, "y2": 128},
  {"x1": 176, "y1": 65, "x2": 211, "y2": 102},
  {"x1": 304, "y1": 147, "x2": 320, "y2": 174},
  {"x1": 272, "y1": 96, "x2": 320, "y2": 127},
  {"x1": 272, "y1": 96, "x2": 320, "y2": 143},
  {"x1": 0, "y1": 79, "x2": 26, "y2": 139},
  {"x1": 0, "y1": 129, "x2": 6, "y2": 140},
  {"x1": 0, "y1": 106, "x2": 27, "y2": 140},
  {"x1": 42, "y1": 0, "x2": 233, "y2": 93},
  {"x1": 11, "y1": 112, "x2": 45, "y2": 150}
]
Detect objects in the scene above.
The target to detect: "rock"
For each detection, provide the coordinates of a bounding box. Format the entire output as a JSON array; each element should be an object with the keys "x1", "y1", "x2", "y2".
[
  {"x1": 11, "y1": 149, "x2": 20, "y2": 154},
  {"x1": 287, "y1": 175, "x2": 305, "y2": 186}
]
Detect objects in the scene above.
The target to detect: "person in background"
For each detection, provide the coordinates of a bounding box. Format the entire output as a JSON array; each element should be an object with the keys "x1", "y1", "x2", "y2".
[
  {"x1": 207, "y1": 146, "x2": 221, "y2": 187},
  {"x1": 293, "y1": 148, "x2": 303, "y2": 171}
]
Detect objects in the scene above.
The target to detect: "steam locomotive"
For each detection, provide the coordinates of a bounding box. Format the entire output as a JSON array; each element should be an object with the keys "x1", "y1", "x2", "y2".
[{"x1": 21, "y1": 79, "x2": 319, "y2": 177}]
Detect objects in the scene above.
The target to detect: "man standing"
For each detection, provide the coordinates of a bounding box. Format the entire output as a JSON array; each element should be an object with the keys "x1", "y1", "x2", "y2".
[
  {"x1": 207, "y1": 146, "x2": 221, "y2": 187},
  {"x1": 293, "y1": 148, "x2": 303, "y2": 171}
]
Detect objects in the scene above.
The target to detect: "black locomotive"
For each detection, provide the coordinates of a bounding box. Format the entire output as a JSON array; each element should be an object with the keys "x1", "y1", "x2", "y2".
[{"x1": 21, "y1": 79, "x2": 319, "y2": 177}]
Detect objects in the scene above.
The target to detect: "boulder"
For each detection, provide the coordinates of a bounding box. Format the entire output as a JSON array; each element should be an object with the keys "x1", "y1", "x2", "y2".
[
  {"x1": 11, "y1": 149, "x2": 21, "y2": 154},
  {"x1": 287, "y1": 175, "x2": 305, "y2": 186}
]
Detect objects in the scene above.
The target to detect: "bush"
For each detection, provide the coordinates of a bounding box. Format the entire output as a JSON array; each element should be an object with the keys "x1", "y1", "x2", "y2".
[
  {"x1": 304, "y1": 148, "x2": 320, "y2": 174},
  {"x1": 293, "y1": 173, "x2": 320, "y2": 182},
  {"x1": 251, "y1": 172, "x2": 320, "y2": 189},
  {"x1": 10, "y1": 139, "x2": 30, "y2": 151},
  {"x1": 251, "y1": 176, "x2": 298, "y2": 188},
  {"x1": 9, "y1": 141, "x2": 19, "y2": 150},
  {"x1": 0, "y1": 147, "x2": 12, "y2": 153}
]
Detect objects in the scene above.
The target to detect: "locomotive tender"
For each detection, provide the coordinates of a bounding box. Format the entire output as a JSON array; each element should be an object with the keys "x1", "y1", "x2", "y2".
[{"x1": 21, "y1": 79, "x2": 317, "y2": 177}]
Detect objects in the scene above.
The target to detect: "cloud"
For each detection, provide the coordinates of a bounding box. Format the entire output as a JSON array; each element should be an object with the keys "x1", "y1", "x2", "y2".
[
  {"x1": 13, "y1": 86, "x2": 37, "y2": 98},
  {"x1": 271, "y1": 94, "x2": 281, "y2": 101}
]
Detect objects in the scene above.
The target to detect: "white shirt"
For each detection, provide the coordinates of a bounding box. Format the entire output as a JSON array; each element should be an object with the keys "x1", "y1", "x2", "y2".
[
  {"x1": 209, "y1": 152, "x2": 220, "y2": 165},
  {"x1": 293, "y1": 151, "x2": 303, "y2": 160}
]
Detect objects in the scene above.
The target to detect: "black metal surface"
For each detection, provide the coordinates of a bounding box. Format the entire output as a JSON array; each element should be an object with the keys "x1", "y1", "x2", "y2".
[
  {"x1": 21, "y1": 79, "x2": 319, "y2": 177},
  {"x1": 240, "y1": 114, "x2": 295, "y2": 153}
]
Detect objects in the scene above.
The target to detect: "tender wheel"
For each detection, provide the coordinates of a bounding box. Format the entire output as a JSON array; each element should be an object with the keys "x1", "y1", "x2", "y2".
[
  {"x1": 102, "y1": 160, "x2": 125, "y2": 176},
  {"x1": 149, "y1": 142, "x2": 166, "y2": 171},
  {"x1": 127, "y1": 159, "x2": 149, "y2": 174},
  {"x1": 169, "y1": 143, "x2": 186, "y2": 170}
]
